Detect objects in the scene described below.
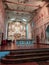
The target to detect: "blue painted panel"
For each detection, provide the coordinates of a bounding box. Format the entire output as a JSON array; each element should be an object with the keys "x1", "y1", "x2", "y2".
[
  {"x1": 16, "y1": 40, "x2": 34, "y2": 46},
  {"x1": 0, "y1": 51, "x2": 10, "y2": 58}
]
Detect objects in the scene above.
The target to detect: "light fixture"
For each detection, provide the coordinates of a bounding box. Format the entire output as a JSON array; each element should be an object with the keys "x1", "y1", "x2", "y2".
[
  {"x1": 10, "y1": 18, "x2": 15, "y2": 21},
  {"x1": 23, "y1": 19, "x2": 27, "y2": 22}
]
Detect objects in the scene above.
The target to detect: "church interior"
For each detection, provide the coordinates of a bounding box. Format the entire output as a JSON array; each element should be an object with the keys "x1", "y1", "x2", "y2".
[{"x1": 0, "y1": 0, "x2": 49, "y2": 65}]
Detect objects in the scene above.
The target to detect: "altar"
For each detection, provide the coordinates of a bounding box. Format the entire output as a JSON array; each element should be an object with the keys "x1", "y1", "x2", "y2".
[{"x1": 16, "y1": 39, "x2": 34, "y2": 46}]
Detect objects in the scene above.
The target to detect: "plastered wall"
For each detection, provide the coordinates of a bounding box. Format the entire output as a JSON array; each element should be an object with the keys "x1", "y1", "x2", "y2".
[
  {"x1": 32, "y1": 5, "x2": 49, "y2": 42},
  {"x1": 0, "y1": 0, "x2": 5, "y2": 39}
]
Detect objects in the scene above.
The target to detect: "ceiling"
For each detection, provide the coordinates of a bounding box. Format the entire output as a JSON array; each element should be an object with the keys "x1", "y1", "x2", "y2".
[{"x1": 2, "y1": 0, "x2": 47, "y2": 24}]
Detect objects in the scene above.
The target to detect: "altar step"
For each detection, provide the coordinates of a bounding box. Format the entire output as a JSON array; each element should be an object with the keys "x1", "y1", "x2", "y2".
[
  {"x1": 6, "y1": 52, "x2": 49, "y2": 59},
  {"x1": 9, "y1": 49, "x2": 49, "y2": 55},
  {"x1": 1, "y1": 49, "x2": 49, "y2": 64}
]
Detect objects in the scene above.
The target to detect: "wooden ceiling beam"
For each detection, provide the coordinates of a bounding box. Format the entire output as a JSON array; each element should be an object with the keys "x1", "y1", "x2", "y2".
[
  {"x1": 6, "y1": 8, "x2": 32, "y2": 13},
  {"x1": 3, "y1": 0, "x2": 39, "y2": 7},
  {"x1": 28, "y1": 2, "x2": 48, "y2": 23}
]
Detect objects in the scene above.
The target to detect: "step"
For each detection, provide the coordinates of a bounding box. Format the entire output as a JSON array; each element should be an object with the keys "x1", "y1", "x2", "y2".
[
  {"x1": 5, "y1": 53, "x2": 49, "y2": 59},
  {"x1": 10, "y1": 51, "x2": 49, "y2": 55},
  {"x1": 8, "y1": 52, "x2": 49, "y2": 57},
  {"x1": 10, "y1": 49, "x2": 49, "y2": 53},
  {"x1": 1, "y1": 56, "x2": 49, "y2": 64},
  {"x1": 1, "y1": 49, "x2": 49, "y2": 64}
]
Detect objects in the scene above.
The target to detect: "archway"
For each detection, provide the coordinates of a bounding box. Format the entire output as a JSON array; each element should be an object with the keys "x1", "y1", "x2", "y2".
[{"x1": 46, "y1": 25, "x2": 49, "y2": 41}]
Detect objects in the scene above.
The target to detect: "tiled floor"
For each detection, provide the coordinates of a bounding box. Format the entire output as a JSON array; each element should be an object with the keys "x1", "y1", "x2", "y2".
[
  {"x1": 0, "y1": 62, "x2": 38, "y2": 65},
  {"x1": 0, "y1": 42, "x2": 49, "y2": 51},
  {"x1": 1, "y1": 62, "x2": 49, "y2": 65}
]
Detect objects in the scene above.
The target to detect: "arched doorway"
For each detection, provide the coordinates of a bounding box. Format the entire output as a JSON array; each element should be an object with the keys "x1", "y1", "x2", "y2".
[{"x1": 45, "y1": 25, "x2": 49, "y2": 42}]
